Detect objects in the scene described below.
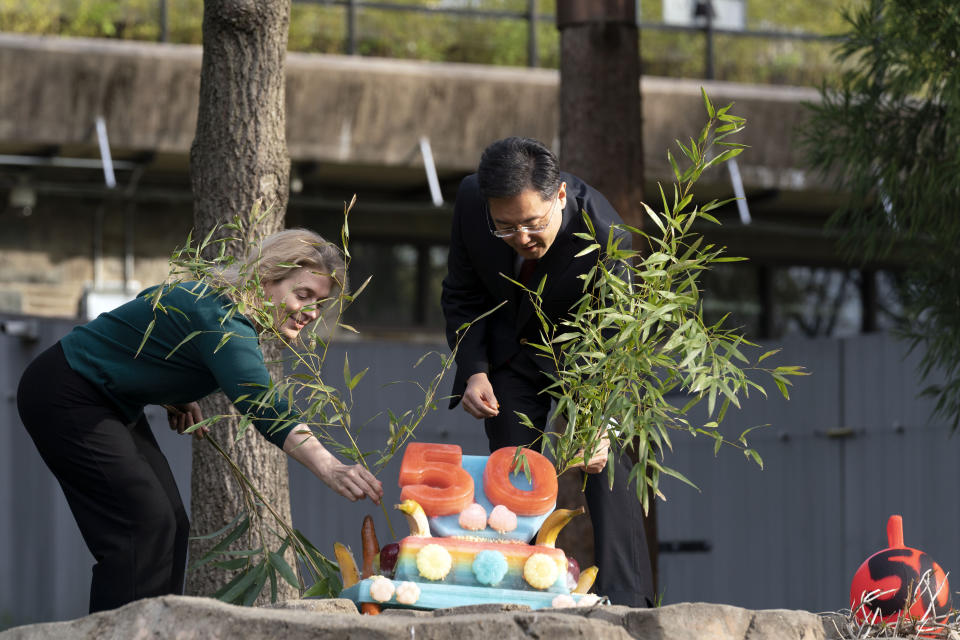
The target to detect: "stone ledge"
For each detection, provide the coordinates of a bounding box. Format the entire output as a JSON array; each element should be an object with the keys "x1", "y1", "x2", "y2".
[
  {"x1": 0, "y1": 595, "x2": 843, "y2": 640},
  {"x1": 0, "y1": 32, "x2": 819, "y2": 183}
]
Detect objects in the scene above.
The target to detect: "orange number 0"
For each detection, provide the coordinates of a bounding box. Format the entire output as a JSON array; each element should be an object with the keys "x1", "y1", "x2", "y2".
[
  {"x1": 482, "y1": 447, "x2": 558, "y2": 516},
  {"x1": 398, "y1": 442, "x2": 474, "y2": 517}
]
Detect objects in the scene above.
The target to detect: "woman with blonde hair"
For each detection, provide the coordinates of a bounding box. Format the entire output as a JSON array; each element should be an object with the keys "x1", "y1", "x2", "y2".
[{"x1": 16, "y1": 227, "x2": 381, "y2": 614}]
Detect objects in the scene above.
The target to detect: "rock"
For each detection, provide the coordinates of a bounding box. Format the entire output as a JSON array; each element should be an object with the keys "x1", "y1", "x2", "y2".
[
  {"x1": 0, "y1": 595, "x2": 843, "y2": 640},
  {"x1": 548, "y1": 603, "x2": 634, "y2": 627},
  {"x1": 0, "y1": 595, "x2": 630, "y2": 640},
  {"x1": 432, "y1": 603, "x2": 532, "y2": 617},
  {"x1": 0, "y1": 596, "x2": 362, "y2": 640},
  {"x1": 260, "y1": 598, "x2": 359, "y2": 614},
  {"x1": 379, "y1": 608, "x2": 432, "y2": 618},
  {"x1": 621, "y1": 602, "x2": 841, "y2": 640}
]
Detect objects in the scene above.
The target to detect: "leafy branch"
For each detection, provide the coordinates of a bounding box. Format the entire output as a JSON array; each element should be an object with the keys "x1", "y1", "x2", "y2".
[
  {"x1": 149, "y1": 197, "x2": 475, "y2": 604},
  {"x1": 517, "y1": 90, "x2": 807, "y2": 513}
]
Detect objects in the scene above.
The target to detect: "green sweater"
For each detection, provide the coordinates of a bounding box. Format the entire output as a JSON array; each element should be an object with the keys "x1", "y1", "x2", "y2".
[{"x1": 60, "y1": 282, "x2": 296, "y2": 448}]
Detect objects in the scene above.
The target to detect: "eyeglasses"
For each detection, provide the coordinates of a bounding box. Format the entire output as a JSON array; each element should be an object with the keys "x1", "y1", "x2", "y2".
[{"x1": 486, "y1": 192, "x2": 559, "y2": 239}]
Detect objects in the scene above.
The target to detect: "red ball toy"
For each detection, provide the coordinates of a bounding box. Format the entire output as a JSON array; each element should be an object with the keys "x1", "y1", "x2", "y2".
[{"x1": 850, "y1": 515, "x2": 951, "y2": 624}]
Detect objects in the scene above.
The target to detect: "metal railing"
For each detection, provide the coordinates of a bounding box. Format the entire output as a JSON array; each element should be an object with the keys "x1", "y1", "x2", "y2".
[{"x1": 146, "y1": 0, "x2": 837, "y2": 80}]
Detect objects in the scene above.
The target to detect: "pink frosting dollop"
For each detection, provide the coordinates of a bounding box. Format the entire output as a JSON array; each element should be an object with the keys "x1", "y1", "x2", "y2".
[
  {"x1": 368, "y1": 576, "x2": 395, "y2": 603},
  {"x1": 458, "y1": 503, "x2": 488, "y2": 531},
  {"x1": 487, "y1": 504, "x2": 518, "y2": 533}
]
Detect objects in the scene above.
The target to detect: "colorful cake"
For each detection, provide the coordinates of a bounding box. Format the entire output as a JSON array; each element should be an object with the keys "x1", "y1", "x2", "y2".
[{"x1": 336, "y1": 442, "x2": 603, "y2": 612}]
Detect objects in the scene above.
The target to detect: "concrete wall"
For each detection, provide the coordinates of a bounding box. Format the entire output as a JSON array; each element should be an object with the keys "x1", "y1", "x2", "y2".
[
  {"x1": 0, "y1": 199, "x2": 192, "y2": 317},
  {"x1": 0, "y1": 33, "x2": 834, "y2": 319},
  {"x1": 2, "y1": 319, "x2": 954, "y2": 625}
]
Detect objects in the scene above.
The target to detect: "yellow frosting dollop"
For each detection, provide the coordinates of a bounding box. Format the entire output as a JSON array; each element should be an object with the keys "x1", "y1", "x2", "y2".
[
  {"x1": 416, "y1": 543, "x2": 453, "y2": 581},
  {"x1": 523, "y1": 553, "x2": 560, "y2": 590}
]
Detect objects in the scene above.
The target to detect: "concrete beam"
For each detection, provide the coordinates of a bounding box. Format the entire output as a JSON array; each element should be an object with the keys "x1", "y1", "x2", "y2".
[{"x1": 0, "y1": 33, "x2": 823, "y2": 194}]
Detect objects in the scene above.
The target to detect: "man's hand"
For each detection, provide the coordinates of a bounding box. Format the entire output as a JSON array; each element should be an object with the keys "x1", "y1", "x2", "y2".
[
  {"x1": 461, "y1": 372, "x2": 499, "y2": 419},
  {"x1": 572, "y1": 435, "x2": 610, "y2": 474},
  {"x1": 165, "y1": 402, "x2": 209, "y2": 439}
]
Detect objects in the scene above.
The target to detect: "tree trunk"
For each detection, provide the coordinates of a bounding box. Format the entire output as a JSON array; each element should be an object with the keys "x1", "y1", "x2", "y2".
[
  {"x1": 185, "y1": 0, "x2": 297, "y2": 604},
  {"x1": 557, "y1": 15, "x2": 643, "y2": 232},
  {"x1": 556, "y1": 0, "x2": 657, "y2": 592}
]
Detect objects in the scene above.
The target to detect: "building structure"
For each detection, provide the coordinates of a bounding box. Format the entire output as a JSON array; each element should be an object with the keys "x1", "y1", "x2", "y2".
[{"x1": 0, "y1": 33, "x2": 892, "y2": 338}]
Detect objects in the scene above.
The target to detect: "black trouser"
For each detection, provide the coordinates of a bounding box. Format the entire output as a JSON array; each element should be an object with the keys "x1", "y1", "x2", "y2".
[
  {"x1": 16, "y1": 343, "x2": 189, "y2": 613},
  {"x1": 485, "y1": 358, "x2": 654, "y2": 608}
]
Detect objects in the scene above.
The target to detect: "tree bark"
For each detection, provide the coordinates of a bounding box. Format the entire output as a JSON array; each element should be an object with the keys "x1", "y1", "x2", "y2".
[
  {"x1": 185, "y1": 0, "x2": 297, "y2": 603},
  {"x1": 556, "y1": 0, "x2": 657, "y2": 592}
]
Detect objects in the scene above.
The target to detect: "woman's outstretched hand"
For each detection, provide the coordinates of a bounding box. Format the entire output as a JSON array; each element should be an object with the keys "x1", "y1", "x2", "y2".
[
  {"x1": 317, "y1": 459, "x2": 383, "y2": 504},
  {"x1": 282, "y1": 427, "x2": 383, "y2": 505}
]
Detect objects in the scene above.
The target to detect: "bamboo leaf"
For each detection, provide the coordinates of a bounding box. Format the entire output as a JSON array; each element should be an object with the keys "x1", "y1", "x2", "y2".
[
  {"x1": 667, "y1": 150, "x2": 681, "y2": 181},
  {"x1": 189, "y1": 510, "x2": 247, "y2": 541},
  {"x1": 758, "y1": 349, "x2": 780, "y2": 363},
  {"x1": 242, "y1": 564, "x2": 269, "y2": 606},
  {"x1": 745, "y1": 448, "x2": 764, "y2": 469},
  {"x1": 659, "y1": 463, "x2": 700, "y2": 491},
  {"x1": 575, "y1": 243, "x2": 600, "y2": 258},
  {"x1": 641, "y1": 202, "x2": 666, "y2": 233},
  {"x1": 190, "y1": 516, "x2": 250, "y2": 570},
  {"x1": 773, "y1": 377, "x2": 790, "y2": 399},
  {"x1": 213, "y1": 331, "x2": 236, "y2": 354},
  {"x1": 702, "y1": 87, "x2": 716, "y2": 119},
  {"x1": 215, "y1": 561, "x2": 262, "y2": 603},
  {"x1": 348, "y1": 368, "x2": 368, "y2": 391},
  {"x1": 212, "y1": 558, "x2": 250, "y2": 571},
  {"x1": 352, "y1": 275, "x2": 373, "y2": 300},
  {"x1": 269, "y1": 550, "x2": 301, "y2": 588},
  {"x1": 135, "y1": 319, "x2": 156, "y2": 357},
  {"x1": 165, "y1": 330, "x2": 202, "y2": 359}
]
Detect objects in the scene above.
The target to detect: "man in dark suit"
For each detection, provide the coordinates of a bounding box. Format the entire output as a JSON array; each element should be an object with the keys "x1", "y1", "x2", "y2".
[{"x1": 441, "y1": 136, "x2": 654, "y2": 607}]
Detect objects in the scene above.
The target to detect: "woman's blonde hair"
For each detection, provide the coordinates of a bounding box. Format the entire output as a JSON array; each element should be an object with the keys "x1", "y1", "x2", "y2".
[
  {"x1": 256, "y1": 228, "x2": 347, "y2": 293},
  {"x1": 218, "y1": 228, "x2": 347, "y2": 320}
]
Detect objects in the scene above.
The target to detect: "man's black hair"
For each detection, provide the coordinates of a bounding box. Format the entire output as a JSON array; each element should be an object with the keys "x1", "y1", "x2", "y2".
[{"x1": 477, "y1": 137, "x2": 561, "y2": 202}]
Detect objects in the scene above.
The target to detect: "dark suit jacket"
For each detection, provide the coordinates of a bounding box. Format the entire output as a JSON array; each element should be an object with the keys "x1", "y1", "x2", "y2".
[{"x1": 441, "y1": 171, "x2": 631, "y2": 408}]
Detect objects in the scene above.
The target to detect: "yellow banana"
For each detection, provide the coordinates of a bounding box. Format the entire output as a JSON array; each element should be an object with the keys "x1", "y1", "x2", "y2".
[
  {"x1": 535, "y1": 506, "x2": 585, "y2": 548},
  {"x1": 396, "y1": 499, "x2": 432, "y2": 537},
  {"x1": 334, "y1": 542, "x2": 360, "y2": 588},
  {"x1": 573, "y1": 565, "x2": 598, "y2": 594}
]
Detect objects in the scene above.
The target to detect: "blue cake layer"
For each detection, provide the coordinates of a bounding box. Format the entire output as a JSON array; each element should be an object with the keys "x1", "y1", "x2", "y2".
[
  {"x1": 427, "y1": 454, "x2": 555, "y2": 542},
  {"x1": 340, "y1": 578, "x2": 594, "y2": 611}
]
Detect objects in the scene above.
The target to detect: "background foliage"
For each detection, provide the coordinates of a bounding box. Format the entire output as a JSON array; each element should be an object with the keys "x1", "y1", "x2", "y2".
[
  {"x1": 800, "y1": 0, "x2": 960, "y2": 429},
  {"x1": 0, "y1": 0, "x2": 863, "y2": 86}
]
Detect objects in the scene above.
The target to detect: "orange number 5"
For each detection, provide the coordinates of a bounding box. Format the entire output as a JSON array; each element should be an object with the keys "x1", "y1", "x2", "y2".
[{"x1": 399, "y1": 442, "x2": 475, "y2": 517}]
